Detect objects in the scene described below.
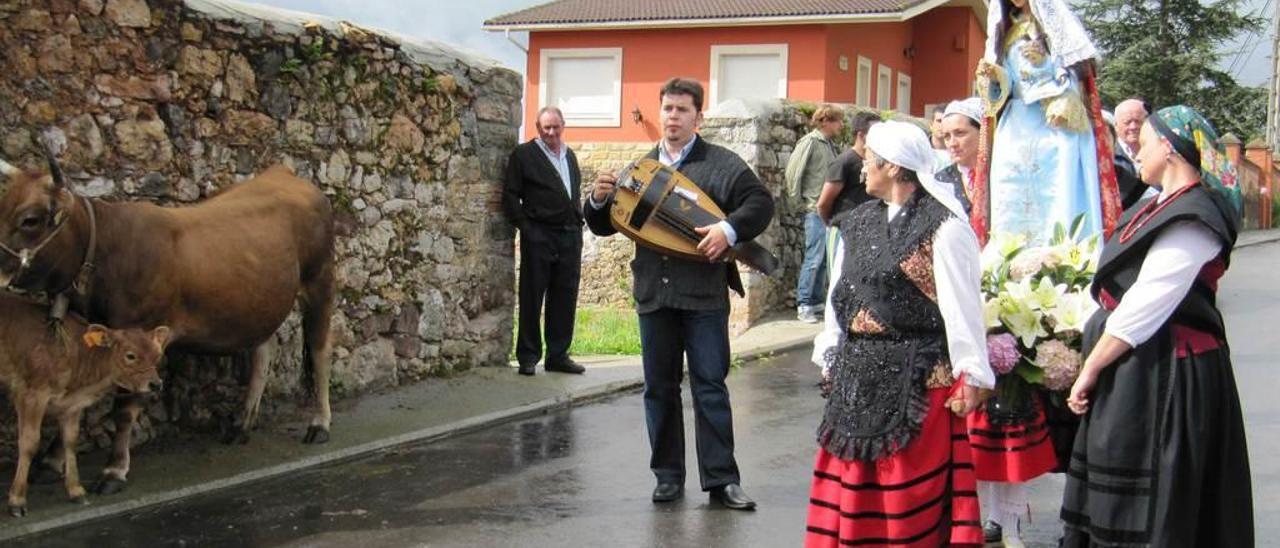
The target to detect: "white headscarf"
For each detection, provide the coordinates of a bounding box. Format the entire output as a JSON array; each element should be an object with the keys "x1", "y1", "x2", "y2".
[
  {"x1": 984, "y1": 0, "x2": 1097, "y2": 68},
  {"x1": 943, "y1": 97, "x2": 983, "y2": 124},
  {"x1": 866, "y1": 121, "x2": 968, "y2": 220}
]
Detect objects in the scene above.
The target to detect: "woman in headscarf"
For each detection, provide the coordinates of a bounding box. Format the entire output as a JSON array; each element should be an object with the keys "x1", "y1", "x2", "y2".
[
  {"x1": 1061, "y1": 106, "x2": 1251, "y2": 546},
  {"x1": 972, "y1": 0, "x2": 1122, "y2": 246},
  {"x1": 806, "y1": 121, "x2": 995, "y2": 547},
  {"x1": 944, "y1": 96, "x2": 1061, "y2": 548}
]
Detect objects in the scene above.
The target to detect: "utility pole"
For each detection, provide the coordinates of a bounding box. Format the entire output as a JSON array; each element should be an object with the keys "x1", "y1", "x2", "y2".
[{"x1": 1268, "y1": 0, "x2": 1280, "y2": 149}]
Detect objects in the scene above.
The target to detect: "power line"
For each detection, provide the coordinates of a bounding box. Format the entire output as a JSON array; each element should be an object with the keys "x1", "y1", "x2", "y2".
[{"x1": 1229, "y1": 0, "x2": 1274, "y2": 78}]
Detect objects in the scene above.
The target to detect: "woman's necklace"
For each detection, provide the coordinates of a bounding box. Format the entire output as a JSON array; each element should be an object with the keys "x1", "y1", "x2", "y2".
[{"x1": 1117, "y1": 182, "x2": 1198, "y2": 244}]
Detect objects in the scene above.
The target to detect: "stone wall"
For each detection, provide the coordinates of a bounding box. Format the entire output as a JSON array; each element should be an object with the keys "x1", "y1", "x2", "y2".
[{"x1": 0, "y1": 0, "x2": 521, "y2": 454}]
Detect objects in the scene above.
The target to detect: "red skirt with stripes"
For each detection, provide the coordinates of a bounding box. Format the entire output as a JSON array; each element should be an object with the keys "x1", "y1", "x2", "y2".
[
  {"x1": 805, "y1": 388, "x2": 983, "y2": 547},
  {"x1": 965, "y1": 394, "x2": 1056, "y2": 482}
]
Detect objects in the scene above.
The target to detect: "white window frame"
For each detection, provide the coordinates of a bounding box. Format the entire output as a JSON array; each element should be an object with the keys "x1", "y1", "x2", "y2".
[
  {"x1": 876, "y1": 64, "x2": 893, "y2": 110},
  {"x1": 708, "y1": 43, "x2": 789, "y2": 108},
  {"x1": 538, "y1": 47, "x2": 623, "y2": 127},
  {"x1": 855, "y1": 56, "x2": 872, "y2": 107},
  {"x1": 897, "y1": 73, "x2": 912, "y2": 114}
]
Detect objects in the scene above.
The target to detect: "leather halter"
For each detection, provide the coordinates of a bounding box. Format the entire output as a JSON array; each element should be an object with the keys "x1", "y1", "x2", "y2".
[{"x1": 0, "y1": 189, "x2": 98, "y2": 319}]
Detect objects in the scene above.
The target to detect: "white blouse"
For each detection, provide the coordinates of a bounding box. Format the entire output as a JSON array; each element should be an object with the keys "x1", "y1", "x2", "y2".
[
  {"x1": 1102, "y1": 220, "x2": 1223, "y2": 347},
  {"x1": 811, "y1": 203, "x2": 996, "y2": 389}
]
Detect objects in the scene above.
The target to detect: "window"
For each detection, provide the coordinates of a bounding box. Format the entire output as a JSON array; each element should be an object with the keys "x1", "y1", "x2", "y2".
[
  {"x1": 876, "y1": 64, "x2": 893, "y2": 110},
  {"x1": 709, "y1": 44, "x2": 789, "y2": 108},
  {"x1": 856, "y1": 56, "x2": 872, "y2": 107},
  {"x1": 539, "y1": 48, "x2": 622, "y2": 127},
  {"x1": 897, "y1": 74, "x2": 912, "y2": 114}
]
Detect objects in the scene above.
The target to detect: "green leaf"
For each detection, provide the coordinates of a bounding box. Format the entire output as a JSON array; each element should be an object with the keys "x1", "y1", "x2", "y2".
[
  {"x1": 1070, "y1": 213, "x2": 1086, "y2": 241},
  {"x1": 1013, "y1": 360, "x2": 1045, "y2": 385}
]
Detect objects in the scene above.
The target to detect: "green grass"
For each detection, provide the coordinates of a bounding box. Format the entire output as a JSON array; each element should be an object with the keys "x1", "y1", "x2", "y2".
[{"x1": 511, "y1": 307, "x2": 642, "y2": 359}]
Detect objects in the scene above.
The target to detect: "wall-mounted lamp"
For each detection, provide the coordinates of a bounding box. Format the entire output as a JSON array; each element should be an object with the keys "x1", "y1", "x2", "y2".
[
  {"x1": 631, "y1": 105, "x2": 644, "y2": 125},
  {"x1": 902, "y1": 45, "x2": 916, "y2": 59}
]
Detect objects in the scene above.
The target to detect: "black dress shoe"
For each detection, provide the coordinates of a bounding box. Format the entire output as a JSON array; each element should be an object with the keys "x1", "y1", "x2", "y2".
[
  {"x1": 545, "y1": 359, "x2": 585, "y2": 374},
  {"x1": 517, "y1": 363, "x2": 536, "y2": 376},
  {"x1": 983, "y1": 520, "x2": 1003, "y2": 543},
  {"x1": 710, "y1": 483, "x2": 756, "y2": 510},
  {"x1": 652, "y1": 482, "x2": 683, "y2": 503}
]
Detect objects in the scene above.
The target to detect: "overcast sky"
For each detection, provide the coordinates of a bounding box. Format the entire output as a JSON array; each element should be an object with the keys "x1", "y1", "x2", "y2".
[{"x1": 248, "y1": 0, "x2": 1274, "y2": 87}]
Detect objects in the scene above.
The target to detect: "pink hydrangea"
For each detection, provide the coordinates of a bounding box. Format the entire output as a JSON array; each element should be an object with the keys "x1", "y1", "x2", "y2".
[
  {"x1": 986, "y1": 333, "x2": 1020, "y2": 375},
  {"x1": 1036, "y1": 338, "x2": 1083, "y2": 391}
]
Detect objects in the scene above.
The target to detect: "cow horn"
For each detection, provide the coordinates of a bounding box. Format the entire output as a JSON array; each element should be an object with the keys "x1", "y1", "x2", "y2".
[
  {"x1": 0, "y1": 159, "x2": 16, "y2": 177},
  {"x1": 39, "y1": 140, "x2": 66, "y2": 189}
]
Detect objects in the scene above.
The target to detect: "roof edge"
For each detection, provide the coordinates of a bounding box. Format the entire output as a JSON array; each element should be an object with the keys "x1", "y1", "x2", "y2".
[{"x1": 483, "y1": 0, "x2": 958, "y2": 32}]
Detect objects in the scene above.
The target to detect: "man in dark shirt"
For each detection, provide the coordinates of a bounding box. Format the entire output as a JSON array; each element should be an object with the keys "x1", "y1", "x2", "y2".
[
  {"x1": 816, "y1": 111, "x2": 882, "y2": 224},
  {"x1": 502, "y1": 107, "x2": 586, "y2": 376},
  {"x1": 585, "y1": 78, "x2": 774, "y2": 511}
]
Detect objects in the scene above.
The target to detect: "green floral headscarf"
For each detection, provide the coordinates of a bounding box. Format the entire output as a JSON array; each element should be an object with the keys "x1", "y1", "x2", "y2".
[{"x1": 1148, "y1": 105, "x2": 1243, "y2": 213}]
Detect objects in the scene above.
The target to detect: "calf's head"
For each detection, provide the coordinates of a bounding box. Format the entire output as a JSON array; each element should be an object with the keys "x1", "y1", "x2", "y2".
[
  {"x1": 0, "y1": 157, "x2": 75, "y2": 290},
  {"x1": 82, "y1": 325, "x2": 172, "y2": 393}
]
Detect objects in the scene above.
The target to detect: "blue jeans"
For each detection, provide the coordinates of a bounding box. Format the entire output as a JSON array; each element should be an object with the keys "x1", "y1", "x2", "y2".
[
  {"x1": 796, "y1": 212, "x2": 828, "y2": 308},
  {"x1": 638, "y1": 307, "x2": 740, "y2": 491}
]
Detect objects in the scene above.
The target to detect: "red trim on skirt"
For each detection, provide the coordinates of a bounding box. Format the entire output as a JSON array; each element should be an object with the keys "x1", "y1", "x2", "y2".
[
  {"x1": 805, "y1": 388, "x2": 983, "y2": 547},
  {"x1": 966, "y1": 395, "x2": 1057, "y2": 483}
]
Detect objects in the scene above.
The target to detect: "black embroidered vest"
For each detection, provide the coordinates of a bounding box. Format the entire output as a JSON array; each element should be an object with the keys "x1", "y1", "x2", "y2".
[{"x1": 819, "y1": 189, "x2": 954, "y2": 461}]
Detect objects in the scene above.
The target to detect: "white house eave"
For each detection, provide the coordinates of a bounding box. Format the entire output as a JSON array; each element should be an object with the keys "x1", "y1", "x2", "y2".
[{"x1": 483, "y1": 0, "x2": 961, "y2": 32}]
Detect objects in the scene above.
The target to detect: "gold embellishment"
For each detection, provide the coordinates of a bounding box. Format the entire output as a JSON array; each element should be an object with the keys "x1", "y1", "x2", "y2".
[
  {"x1": 924, "y1": 361, "x2": 954, "y2": 389},
  {"x1": 849, "y1": 308, "x2": 886, "y2": 335},
  {"x1": 898, "y1": 240, "x2": 938, "y2": 302},
  {"x1": 1044, "y1": 91, "x2": 1090, "y2": 132}
]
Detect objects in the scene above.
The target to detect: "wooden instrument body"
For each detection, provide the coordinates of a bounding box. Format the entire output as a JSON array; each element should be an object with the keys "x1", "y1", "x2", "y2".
[{"x1": 608, "y1": 159, "x2": 778, "y2": 275}]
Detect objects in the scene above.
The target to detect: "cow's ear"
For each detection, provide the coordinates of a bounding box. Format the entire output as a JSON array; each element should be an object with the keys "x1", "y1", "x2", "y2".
[
  {"x1": 151, "y1": 326, "x2": 172, "y2": 350},
  {"x1": 83, "y1": 324, "x2": 114, "y2": 349}
]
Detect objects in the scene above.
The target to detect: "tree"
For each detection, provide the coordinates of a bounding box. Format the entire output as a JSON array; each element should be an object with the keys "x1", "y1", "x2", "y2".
[{"x1": 1075, "y1": 0, "x2": 1267, "y2": 139}]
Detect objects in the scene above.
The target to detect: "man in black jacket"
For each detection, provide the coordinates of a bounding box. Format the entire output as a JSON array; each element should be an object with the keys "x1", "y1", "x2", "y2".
[
  {"x1": 503, "y1": 107, "x2": 586, "y2": 376},
  {"x1": 585, "y1": 78, "x2": 774, "y2": 511}
]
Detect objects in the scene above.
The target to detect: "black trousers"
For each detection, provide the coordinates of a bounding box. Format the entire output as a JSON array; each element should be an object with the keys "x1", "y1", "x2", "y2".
[
  {"x1": 516, "y1": 222, "x2": 582, "y2": 367},
  {"x1": 638, "y1": 307, "x2": 740, "y2": 491}
]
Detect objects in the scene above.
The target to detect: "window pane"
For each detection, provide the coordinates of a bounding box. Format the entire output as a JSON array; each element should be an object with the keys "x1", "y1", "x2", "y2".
[
  {"x1": 547, "y1": 56, "x2": 617, "y2": 119},
  {"x1": 857, "y1": 63, "x2": 871, "y2": 106},
  {"x1": 719, "y1": 53, "x2": 783, "y2": 102}
]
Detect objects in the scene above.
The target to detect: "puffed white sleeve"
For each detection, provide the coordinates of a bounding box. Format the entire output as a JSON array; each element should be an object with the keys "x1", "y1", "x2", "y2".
[
  {"x1": 1103, "y1": 221, "x2": 1223, "y2": 347},
  {"x1": 811, "y1": 233, "x2": 845, "y2": 376},
  {"x1": 932, "y1": 218, "x2": 995, "y2": 389}
]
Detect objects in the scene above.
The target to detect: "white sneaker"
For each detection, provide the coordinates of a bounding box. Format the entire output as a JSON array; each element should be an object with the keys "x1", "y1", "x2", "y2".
[{"x1": 797, "y1": 306, "x2": 820, "y2": 323}]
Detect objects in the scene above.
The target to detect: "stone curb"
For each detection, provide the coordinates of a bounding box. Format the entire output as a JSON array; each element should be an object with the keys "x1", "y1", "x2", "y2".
[
  {"x1": 0, "y1": 333, "x2": 816, "y2": 542},
  {"x1": 1236, "y1": 231, "x2": 1280, "y2": 249}
]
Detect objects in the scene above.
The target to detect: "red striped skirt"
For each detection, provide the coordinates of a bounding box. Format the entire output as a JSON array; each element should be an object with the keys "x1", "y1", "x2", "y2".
[
  {"x1": 805, "y1": 388, "x2": 983, "y2": 547},
  {"x1": 965, "y1": 395, "x2": 1056, "y2": 482}
]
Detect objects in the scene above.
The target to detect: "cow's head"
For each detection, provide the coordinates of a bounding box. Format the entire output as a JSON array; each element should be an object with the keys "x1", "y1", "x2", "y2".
[
  {"x1": 0, "y1": 153, "x2": 77, "y2": 290},
  {"x1": 82, "y1": 324, "x2": 171, "y2": 393}
]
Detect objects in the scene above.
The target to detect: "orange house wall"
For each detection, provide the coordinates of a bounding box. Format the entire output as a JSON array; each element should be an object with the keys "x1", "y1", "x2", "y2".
[
  {"x1": 910, "y1": 7, "x2": 983, "y2": 116},
  {"x1": 528, "y1": 26, "x2": 829, "y2": 143},
  {"x1": 526, "y1": 11, "x2": 984, "y2": 142},
  {"x1": 823, "y1": 22, "x2": 915, "y2": 107}
]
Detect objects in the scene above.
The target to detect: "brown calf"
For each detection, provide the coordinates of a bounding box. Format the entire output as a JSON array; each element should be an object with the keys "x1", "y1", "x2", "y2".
[
  {"x1": 0, "y1": 158, "x2": 336, "y2": 495},
  {"x1": 0, "y1": 292, "x2": 169, "y2": 516}
]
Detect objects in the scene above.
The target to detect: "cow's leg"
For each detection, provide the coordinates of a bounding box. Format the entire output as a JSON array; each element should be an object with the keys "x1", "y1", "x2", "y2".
[
  {"x1": 9, "y1": 394, "x2": 49, "y2": 517},
  {"x1": 224, "y1": 344, "x2": 270, "y2": 445},
  {"x1": 93, "y1": 395, "x2": 142, "y2": 495},
  {"x1": 58, "y1": 409, "x2": 88, "y2": 505},
  {"x1": 301, "y1": 260, "x2": 335, "y2": 444},
  {"x1": 30, "y1": 433, "x2": 66, "y2": 484}
]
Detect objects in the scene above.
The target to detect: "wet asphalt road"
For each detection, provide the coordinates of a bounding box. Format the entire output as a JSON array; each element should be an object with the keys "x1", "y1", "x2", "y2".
[{"x1": 18, "y1": 242, "x2": 1280, "y2": 548}]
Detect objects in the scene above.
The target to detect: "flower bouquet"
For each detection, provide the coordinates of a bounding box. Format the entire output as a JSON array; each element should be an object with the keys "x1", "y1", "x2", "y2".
[{"x1": 981, "y1": 217, "x2": 1099, "y2": 408}]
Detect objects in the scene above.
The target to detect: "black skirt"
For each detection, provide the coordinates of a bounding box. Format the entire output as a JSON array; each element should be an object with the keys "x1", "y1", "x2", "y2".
[{"x1": 1060, "y1": 317, "x2": 1253, "y2": 547}]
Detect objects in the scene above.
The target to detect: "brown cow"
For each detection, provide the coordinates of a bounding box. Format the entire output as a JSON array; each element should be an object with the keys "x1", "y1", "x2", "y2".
[
  {"x1": 0, "y1": 291, "x2": 169, "y2": 516},
  {"x1": 0, "y1": 157, "x2": 336, "y2": 495}
]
